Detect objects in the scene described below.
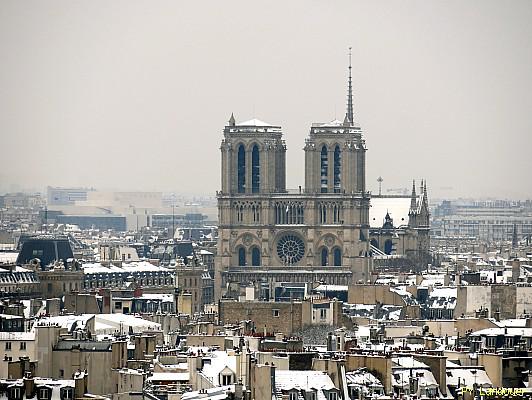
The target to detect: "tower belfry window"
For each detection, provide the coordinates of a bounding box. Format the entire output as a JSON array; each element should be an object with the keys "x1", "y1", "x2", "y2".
[
  {"x1": 321, "y1": 146, "x2": 328, "y2": 193},
  {"x1": 252, "y1": 145, "x2": 260, "y2": 193},
  {"x1": 237, "y1": 145, "x2": 246, "y2": 193},
  {"x1": 334, "y1": 145, "x2": 341, "y2": 192}
]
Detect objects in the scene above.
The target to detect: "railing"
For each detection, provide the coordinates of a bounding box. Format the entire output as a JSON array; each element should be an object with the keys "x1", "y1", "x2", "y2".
[{"x1": 217, "y1": 189, "x2": 370, "y2": 196}]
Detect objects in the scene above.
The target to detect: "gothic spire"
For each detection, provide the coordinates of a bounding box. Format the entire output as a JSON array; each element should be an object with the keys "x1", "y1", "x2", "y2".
[
  {"x1": 410, "y1": 180, "x2": 417, "y2": 212},
  {"x1": 346, "y1": 47, "x2": 354, "y2": 125},
  {"x1": 229, "y1": 112, "x2": 236, "y2": 126}
]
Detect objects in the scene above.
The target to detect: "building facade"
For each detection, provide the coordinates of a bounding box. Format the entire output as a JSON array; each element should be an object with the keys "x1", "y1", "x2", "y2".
[{"x1": 215, "y1": 63, "x2": 373, "y2": 300}]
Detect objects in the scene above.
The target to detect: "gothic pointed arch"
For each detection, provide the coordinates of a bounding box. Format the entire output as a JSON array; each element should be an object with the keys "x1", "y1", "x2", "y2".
[
  {"x1": 333, "y1": 144, "x2": 341, "y2": 192},
  {"x1": 320, "y1": 145, "x2": 328, "y2": 193},
  {"x1": 333, "y1": 247, "x2": 342, "y2": 266},
  {"x1": 237, "y1": 144, "x2": 246, "y2": 193},
  {"x1": 384, "y1": 239, "x2": 393, "y2": 255},
  {"x1": 237, "y1": 246, "x2": 246, "y2": 266},
  {"x1": 251, "y1": 144, "x2": 260, "y2": 193},
  {"x1": 321, "y1": 247, "x2": 329, "y2": 266},
  {"x1": 251, "y1": 246, "x2": 261, "y2": 266}
]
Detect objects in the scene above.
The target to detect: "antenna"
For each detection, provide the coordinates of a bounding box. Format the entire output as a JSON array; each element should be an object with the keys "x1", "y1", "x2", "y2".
[{"x1": 377, "y1": 176, "x2": 383, "y2": 196}]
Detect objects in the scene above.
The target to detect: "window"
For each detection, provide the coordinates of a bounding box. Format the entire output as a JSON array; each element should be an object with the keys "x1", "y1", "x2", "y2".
[
  {"x1": 320, "y1": 308, "x2": 327, "y2": 319},
  {"x1": 333, "y1": 145, "x2": 341, "y2": 192},
  {"x1": 251, "y1": 247, "x2": 261, "y2": 266},
  {"x1": 19, "y1": 342, "x2": 26, "y2": 350},
  {"x1": 486, "y1": 336, "x2": 496, "y2": 348},
  {"x1": 321, "y1": 248, "x2": 328, "y2": 266},
  {"x1": 5, "y1": 342, "x2": 11, "y2": 351},
  {"x1": 237, "y1": 144, "x2": 246, "y2": 193},
  {"x1": 238, "y1": 247, "x2": 246, "y2": 267},
  {"x1": 61, "y1": 388, "x2": 73, "y2": 400},
  {"x1": 320, "y1": 145, "x2": 328, "y2": 193},
  {"x1": 39, "y1": 388, "x2": 50, "y2": 400},
  {"x1": 252, "y1": 144, "x2": 260, "y2": 193},
  {"x1": 11, "y1": 387, "x2": 21, "y2": 399},
  {"x1": 306, "y1": 392, "x2": 316, "y2": 400},
  {"x1": 221, "y1": 374, "x2": 233, "y2": 385},
  {"x1": 114, "y1": 302, "x2": 122, "y2": 310},
  {"x1": 289, "y1": 392, "x2": 298, "y2": 400},
  {"x1": 275, "y1": 201, "x2": 304, "y2": 225},
  {"x1": 333, "y1": 248, "x2": 342, "y2": 266},
  {"x1": 328, "y1": 392, "x2": 337, "y2": 400},
  {"x1": 384, "y1": 239, "x2": 393, "y2": 255},
  {"x1": 60, "y1": 369, "x2": 64, "y2": 378},
  {"x1": 273, "y1": 309, "x2": 280, "y2": 317}
]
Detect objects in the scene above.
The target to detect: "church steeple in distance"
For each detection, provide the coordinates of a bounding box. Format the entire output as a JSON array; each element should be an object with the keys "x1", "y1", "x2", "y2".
[{"x1": 345, "y1": 47, "x2": 354, "y2": 125}]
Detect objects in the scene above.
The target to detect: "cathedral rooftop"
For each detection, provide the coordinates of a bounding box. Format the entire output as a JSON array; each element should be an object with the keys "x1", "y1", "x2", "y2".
[
  {"x1": 224, "y1": 116, "x2": 282, "y2": 135},
  {"x1": 311, "y1": 119, "x2": 360, "y2": 128},
  {"x1": 236, "y1": 118, "x2": 274, "y2": 127}
]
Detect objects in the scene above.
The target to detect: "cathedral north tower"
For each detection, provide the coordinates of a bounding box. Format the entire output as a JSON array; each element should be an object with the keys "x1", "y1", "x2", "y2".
[{"x1": 220, "y1": 116, "x2": 286, "y2": 195}]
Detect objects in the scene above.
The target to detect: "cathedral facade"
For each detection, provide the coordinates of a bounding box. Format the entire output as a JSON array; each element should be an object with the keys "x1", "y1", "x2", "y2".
[{"x1": 214, "y1": 63, "x2": 429, "y2": 300}]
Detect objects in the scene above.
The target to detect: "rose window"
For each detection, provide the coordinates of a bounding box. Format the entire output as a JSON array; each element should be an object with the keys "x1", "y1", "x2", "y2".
[{"x1": 276, "y1": 234, "x2": 305, "y2": 264}]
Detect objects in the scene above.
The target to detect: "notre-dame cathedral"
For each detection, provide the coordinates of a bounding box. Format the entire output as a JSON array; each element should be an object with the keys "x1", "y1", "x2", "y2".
[{"x1": 214, "y1": 60, "x2": 429, "y2": 300}]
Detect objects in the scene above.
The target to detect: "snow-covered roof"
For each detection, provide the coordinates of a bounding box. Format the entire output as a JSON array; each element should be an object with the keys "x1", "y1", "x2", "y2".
[
  {"x1": 275, "y1": 370, "x2": 337, "y2": 400},
  {"x1": 392, "y1": 368, "x2": 439, "y2": 389},
  {"x1": 147, "y1": 372, "x2": 190, "y2": 382},
  {"x1": 181, "y1": 385, "x2": 234, "y2": 400},
  {"x1": 94, "y1": 314, "x2": 161, "y2": 334},
  {"x1": 428, "y1": 287, "x2": 457, "y2": 309},
  {"x1": 237, "y1": 118, "x2": 273, "y2": 127},
  {"x1": 36, "y1": 314, "x2": 94, "y2": 332},
  {"x1": 419, "y1": 274, "x2": 446, "y2": 288},
  {"x1": 393, "y1": 357, "x2": 429, "y2": 369},
  {"x1": 471, "y1": 327, "x2": 532, "y2": 337},
  {"x1": 390, "y1": 287, "x2": 417, "y2": 305},
  {"x1": 82, "y1": 261, "x2": 173, "y2": 275},
  {"x1": 345, "y1": 368, "x2": 384, "y2": 388},
  {"x1": 200, "y1": 351, "x2": 237, "y2": 386},
  {"x1": 0, "y1": 377, "x2": 75, "y2": 400},
  {"x1": 445, "y1": 367, "x2": 492, "y2": 388},
  {"x1": 0, "y1": 252, "x2": 18, "y2": 264},
  {"x1": 137, "y1": 293, "x2": 174, "y2": 302},
  {"x1": 315, "y1": 284, "x2": 348, "y2": 292},
  {"x1": 0, "y1": 331, "x2": 35, "y2": 341}
]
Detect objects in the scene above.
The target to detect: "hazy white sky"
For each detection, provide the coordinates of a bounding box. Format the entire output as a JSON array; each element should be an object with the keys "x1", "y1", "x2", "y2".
[{"x1": 1, "y1": 1, "x2": 531, "y2": 199}]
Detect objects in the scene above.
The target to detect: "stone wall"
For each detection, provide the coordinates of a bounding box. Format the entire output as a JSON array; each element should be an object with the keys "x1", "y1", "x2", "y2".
[{"x1": 219, "y1": 300, "x2": 303, "y2": 336}]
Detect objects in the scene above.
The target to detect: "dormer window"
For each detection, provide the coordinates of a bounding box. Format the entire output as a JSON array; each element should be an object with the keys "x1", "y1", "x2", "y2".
[
  {"x1": 10, "y1": 387, "x2": 21, "y2": 400},
  {"x1": 305, "y1": 391, "x2": 316, "y2": 400},
  {"x1": 38, "y1": 387, "x2": 50, "y2": 400},
  {"x1": 323, "y1": 390, "x2": 338, "y2": 400},
  {"x1": 61, "y1": 387, "x2": 74, "y2": 400},
  {"x1": 289, "y1": 391, "x2": 298, "y2": 400},
  {"x1": 221, "y1": 373, "x2": 233, "y2": 385}
]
